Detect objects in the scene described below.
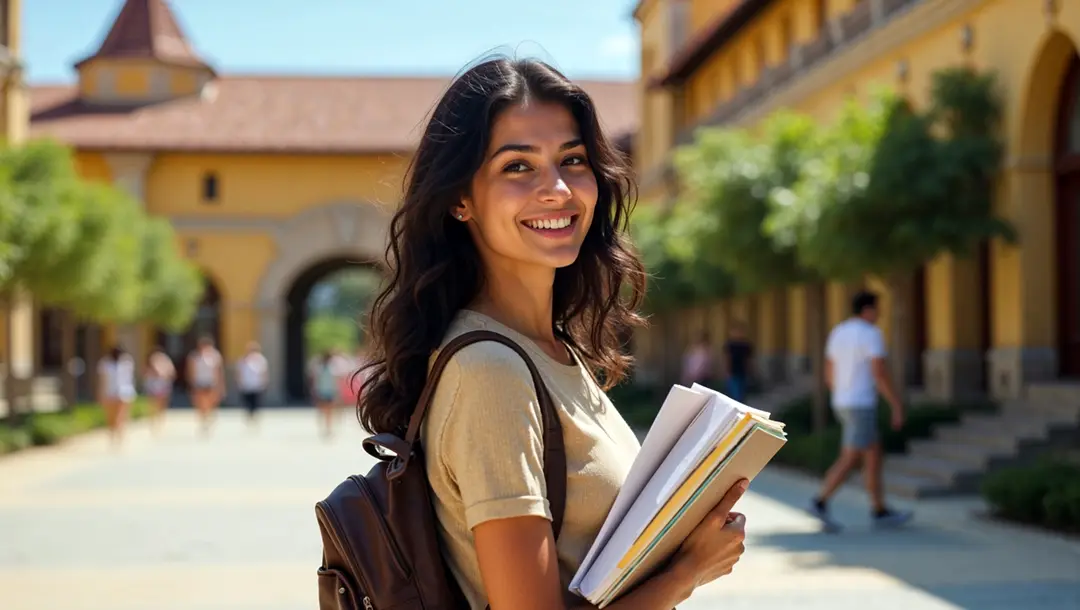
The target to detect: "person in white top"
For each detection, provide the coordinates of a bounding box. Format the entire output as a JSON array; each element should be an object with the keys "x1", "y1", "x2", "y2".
[
  {"x1": 97, "y1": 345, "x2": 137, "y2": 446},
  {"x1": 808, "y1": 290, "x2": 912, "y2": 531},
  {"x1": 143, "y1": 346, "x2": 176, "y2": 435},
  {"x1": 235, "y1": 341, "x2": 269, "y2": 427},
  {"x1": 187, "y1": 335, "x2": 224, "y2": 436}
]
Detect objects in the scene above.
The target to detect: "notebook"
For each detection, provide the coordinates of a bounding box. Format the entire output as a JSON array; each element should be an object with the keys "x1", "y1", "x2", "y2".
[{"x1": 570, "y1": 383, "x2": 787, "y2": 607}]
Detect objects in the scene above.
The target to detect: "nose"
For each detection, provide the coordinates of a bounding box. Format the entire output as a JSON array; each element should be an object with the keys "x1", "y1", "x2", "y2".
[{"x1": 538, "y1": 168, "x2": 573, "y2": 204}]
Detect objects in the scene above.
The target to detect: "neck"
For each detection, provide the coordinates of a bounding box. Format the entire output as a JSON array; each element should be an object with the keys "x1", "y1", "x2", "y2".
[{"x1": 471, "y1": 259, "x2": 556, "y2": 343}]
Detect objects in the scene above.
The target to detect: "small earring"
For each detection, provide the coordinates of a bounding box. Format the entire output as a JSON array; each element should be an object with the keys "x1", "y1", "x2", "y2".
[{"x1": 456, "y1": 213, "x2": 464, "y2": 220}]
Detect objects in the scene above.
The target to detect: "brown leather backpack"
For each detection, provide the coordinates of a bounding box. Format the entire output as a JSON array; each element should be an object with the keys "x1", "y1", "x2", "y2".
[{"x1": 315, "y1": 330, "x2": 567, "y2": 610}]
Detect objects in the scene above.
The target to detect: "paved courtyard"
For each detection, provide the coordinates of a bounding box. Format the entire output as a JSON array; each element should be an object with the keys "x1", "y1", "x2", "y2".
[{"x1": 1, "y1": 408, "x2": 1078, "y2": 610}]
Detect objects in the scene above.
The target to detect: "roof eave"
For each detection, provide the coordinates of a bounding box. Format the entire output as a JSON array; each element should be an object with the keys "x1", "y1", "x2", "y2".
[{"x1": 652, "y1": 0, "x2": 773, "y2": 89}]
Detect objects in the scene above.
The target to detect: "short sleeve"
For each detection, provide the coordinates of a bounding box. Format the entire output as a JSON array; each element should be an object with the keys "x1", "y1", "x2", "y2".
[
  {"x1": 865, "y1": 327, "x2": 887, "y2": 359},
  {"x1": 824, "y1": 329, "x2": 839, "y2": 360},
  {"x1": 434, "y1": 344, "x2": 551, "y2": 531}
]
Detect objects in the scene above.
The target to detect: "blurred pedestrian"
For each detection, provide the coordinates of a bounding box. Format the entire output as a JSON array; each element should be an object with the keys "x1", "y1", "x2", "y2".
[
  {"x1": 235, "y1": 341, "x2": 269, "y2": 429},
  {"x1": 723, "y1": 322, "x2": 754, "y2": 402},
  {"x1": 187, "y1": 335, "x2": 224, "y2": 437},
  {"x1": 143, "y1": 346, "x2": 176, "y2": 435},
  {"x1": 98, "y1": 345, "x2": 136, "y2": 447},
  {"x1": 808, "y1": 290, "x2": 912, "y2": 531}
]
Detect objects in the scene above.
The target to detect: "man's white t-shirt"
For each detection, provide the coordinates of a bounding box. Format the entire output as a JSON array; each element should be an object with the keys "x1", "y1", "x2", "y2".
[{"x1": 826, "y1": 317, "x2": 886, "y2": 410}]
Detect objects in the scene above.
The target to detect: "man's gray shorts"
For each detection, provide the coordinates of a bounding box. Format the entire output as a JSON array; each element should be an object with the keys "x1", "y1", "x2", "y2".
[{"x1": 834, "y1": 408, "x2": 879, "y2": 450}]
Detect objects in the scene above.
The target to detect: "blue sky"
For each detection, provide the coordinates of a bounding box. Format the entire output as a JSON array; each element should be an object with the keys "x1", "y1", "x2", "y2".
[{"x1": 24, "y1": 0, "x2": 642, "y2": 84}]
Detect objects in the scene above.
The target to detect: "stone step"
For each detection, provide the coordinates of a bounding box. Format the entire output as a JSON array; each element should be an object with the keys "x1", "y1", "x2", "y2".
[
  {"x1": 907, "y1": 438, "x2": 1004, "y2": 468},
  {"x1": 884, "y1": 471, "x2": 953, "y2": 499},
  {"x1": 998, "y1": 401, "x2": 1080, "y2": 421},
  {"x1": 933, "y1": 424, "x2": 1024, "y2": 452},
  {"x1": 959, "y1": 412, "x2": 1065, "y2": 438},
  {"x1": 886, "y1": 454, "x2": 967, "y2": 484},
  {"x1": 1024, "y1": 382, "x2": 1080, "y2": 407}
]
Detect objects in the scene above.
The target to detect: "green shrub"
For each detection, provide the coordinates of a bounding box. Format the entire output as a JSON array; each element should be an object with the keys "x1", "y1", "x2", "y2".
[
  {"x1": 0, "y1": 399, "x2": 147, "y2": 457},
  {"x1": 773, "y1": 427, "x2": 842, "y2": 475},
  {"x1": 0, "y1": 426, "x2": 32, "y2": 454},
  {"x1": 1043, "y1": 480, "x2": 1080, "y2": 530},
  {"x1": 982, "y1": 460, "x2": 1080, "y2": 525}
]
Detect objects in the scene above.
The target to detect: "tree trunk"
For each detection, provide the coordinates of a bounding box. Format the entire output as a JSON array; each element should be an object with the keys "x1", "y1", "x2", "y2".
[
  {"x1": 886, "y1": 271, "x2": 913, "y2": 406},
  {"x1": 806, "y1": 281, "x2": 829, "y2": 433}
]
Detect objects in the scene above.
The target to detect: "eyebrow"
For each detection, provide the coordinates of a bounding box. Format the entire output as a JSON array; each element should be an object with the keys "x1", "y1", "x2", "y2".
[{"x1": 489, "y1": 138, "x2": 584, "y2": 160}]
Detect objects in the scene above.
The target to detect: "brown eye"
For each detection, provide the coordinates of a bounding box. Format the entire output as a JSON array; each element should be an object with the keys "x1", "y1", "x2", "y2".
[{"x1": 503, "y1": 161, "x2": 530, "y2": 173}]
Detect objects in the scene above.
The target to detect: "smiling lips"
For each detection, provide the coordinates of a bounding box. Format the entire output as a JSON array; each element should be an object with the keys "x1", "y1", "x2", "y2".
[{"x1": 522, "y1": 214, "x2": 579, "y2": 238}]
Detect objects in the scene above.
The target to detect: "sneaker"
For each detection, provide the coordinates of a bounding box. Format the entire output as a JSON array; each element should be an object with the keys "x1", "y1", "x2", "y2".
[
  {"x1": 871, "y1": 508, "x2": 913, "y2": 528},
  {"x1": 806, "y1": 498, "x2": 843, "y2": 533}
]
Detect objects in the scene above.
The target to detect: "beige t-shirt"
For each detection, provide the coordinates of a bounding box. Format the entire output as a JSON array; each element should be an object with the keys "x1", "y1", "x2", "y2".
[{"x1": 421, "y1": 310, "x2": 641, "y2": 609}]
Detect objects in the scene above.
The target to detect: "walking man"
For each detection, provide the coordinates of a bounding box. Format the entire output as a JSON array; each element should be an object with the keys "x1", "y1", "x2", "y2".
[{"x1": 809, "y1": 290, "x2": 912, "y2": 531}]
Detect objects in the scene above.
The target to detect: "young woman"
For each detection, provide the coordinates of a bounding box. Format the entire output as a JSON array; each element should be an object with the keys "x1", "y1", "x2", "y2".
[
  {"x1": 356, "y1": 57, "x2": 749, "y2": 610},
  {"x1": 143, "y1": 346, "x2": 176, "y2": 434},
  {"x1": 98, "y1": 345, "x2": 137, "y2": 446},
  {"x1": 186, "y1": 335, "x2": 224, "y2": 436},
  {"x1": 310, "y1": 350, "x2": 341, "y2": 439}
]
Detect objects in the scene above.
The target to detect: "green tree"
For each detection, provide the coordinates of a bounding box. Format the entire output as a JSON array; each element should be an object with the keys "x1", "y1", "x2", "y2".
[
  {"x1": 671, "y1": 111, "x2": 813, "y2": 293},
  {"x1": 630, "y1": 202, "x2": 733, "y2": 314},
  {"x1": 136, "y1": 217, "x2": 202, "y2": 332},
  {"x1": 768, "y1": 71, "x2": 1013, "y2": 398}
]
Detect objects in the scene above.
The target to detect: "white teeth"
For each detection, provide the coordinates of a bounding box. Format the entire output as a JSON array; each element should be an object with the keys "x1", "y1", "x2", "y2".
[{"x1": 526, "y1": 216, "x2": 573, "y2": 230}]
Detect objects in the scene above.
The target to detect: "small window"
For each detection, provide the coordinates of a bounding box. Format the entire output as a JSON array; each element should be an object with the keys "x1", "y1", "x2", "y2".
[{"x1": 202, "y1": 172, "x2": 219, "y2": 202}]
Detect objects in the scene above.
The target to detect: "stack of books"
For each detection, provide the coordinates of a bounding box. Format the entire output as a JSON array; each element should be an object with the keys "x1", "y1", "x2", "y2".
[{"x1": 570, "y1": 383, "x2": 787, "y2": 607}]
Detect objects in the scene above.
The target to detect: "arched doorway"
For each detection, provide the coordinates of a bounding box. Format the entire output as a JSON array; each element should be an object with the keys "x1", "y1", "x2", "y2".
[
  {"x1": 1056, "y1": 52, "x2": 1080, "y2": 378},
  {"x1": 283, "y1": 258, "x2": 382, "y2": 401},
  {"x1": 155, "y1": 276, "x2": 223, "y2": 395}
]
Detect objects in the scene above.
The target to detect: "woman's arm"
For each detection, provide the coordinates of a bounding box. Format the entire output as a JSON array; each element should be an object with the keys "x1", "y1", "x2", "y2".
[
  {"x1": 474, "y1": 481, "x2": 749, "y2": 610},
  {"x1": 474, "y1": 517, "x2": 695, "y2": 610}
]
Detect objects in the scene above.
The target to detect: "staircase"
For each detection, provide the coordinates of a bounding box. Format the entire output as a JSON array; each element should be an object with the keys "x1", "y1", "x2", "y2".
[{"x1": 885, "y1": 382, "x2": 1080, "y2": 498}]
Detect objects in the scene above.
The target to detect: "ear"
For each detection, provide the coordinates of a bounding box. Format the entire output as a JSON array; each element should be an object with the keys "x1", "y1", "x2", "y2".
[{"x1": 452, "y1": 199, "x2": 469, "y2": 221}]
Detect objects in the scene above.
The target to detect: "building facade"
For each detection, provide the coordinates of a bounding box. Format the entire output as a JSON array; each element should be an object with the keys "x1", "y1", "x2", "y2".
[
  {"x1": 633, "y1": 0, "x2": 1080, "y2": 401},
  {"x1": 28, "y1": 0, "x2": 638, "y2": 404}
]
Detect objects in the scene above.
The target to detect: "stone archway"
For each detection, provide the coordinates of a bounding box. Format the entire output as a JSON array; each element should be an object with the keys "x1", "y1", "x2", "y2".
[
  {"x1": 255, "y1": 202, "x2": 390, "y2": 404},
  {"x1": 1056, "y1": 51, "x2": 1080, "y2": 377},
  {"x1": 989, "y1": 29, "x2": 1080, "y2": 395},
  {"x1": 282, "y1": 257, "x2": 382, "y2": 400}
]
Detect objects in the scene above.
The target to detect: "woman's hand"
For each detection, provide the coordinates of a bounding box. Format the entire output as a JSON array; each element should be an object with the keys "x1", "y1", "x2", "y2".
[{"x1": 670, "y1": 479, "x2": 749, "y2": 588}]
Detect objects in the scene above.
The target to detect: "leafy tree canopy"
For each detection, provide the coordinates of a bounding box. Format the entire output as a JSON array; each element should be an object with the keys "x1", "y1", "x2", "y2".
[{"x1": 672, "y1": 110, "x2": 816, "y2": 293}]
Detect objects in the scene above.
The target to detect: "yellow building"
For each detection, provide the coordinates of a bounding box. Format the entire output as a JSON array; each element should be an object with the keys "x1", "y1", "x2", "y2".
[
  {"x1": 634, "y1": 0, "x2": 1080, "y2": 403},
  {"x1": 26, "y1": 0, "x2": 638, "y2": 404}
]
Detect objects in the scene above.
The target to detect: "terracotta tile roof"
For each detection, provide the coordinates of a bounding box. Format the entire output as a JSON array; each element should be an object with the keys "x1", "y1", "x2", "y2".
[
  {"x1": 29, "y1": 76, "x2": 638, "y2": 154},
  {"x1": 656, "y1": 0, "x2": 773, "y2": 87},
  {"x1": 75, "y1": 0, "x2": 211, "y2": 72}
]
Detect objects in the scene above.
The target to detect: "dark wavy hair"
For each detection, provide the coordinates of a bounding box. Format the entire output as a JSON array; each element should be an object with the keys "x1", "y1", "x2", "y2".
[{"x1": 356, "y1": 56, "x2": 646, "y2": 436}]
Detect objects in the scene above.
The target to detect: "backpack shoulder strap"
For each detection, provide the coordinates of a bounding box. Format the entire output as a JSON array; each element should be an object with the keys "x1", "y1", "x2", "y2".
[{"x1": 401, "y1": 329, "x2": 567, "y2": 539}]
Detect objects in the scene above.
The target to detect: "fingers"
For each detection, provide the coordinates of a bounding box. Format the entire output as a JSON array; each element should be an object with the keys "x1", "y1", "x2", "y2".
[
  {"x1": 712, "y1": 478, "x2": 750, "y2": 518},
  {"x1": 724, "y1": 512, "x2": 747, "y2": 531}
]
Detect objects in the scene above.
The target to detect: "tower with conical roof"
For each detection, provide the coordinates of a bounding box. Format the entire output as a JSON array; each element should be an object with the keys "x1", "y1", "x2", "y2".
[{"x1": 73, "y1": 0, "x2": 215, "y2": 105}]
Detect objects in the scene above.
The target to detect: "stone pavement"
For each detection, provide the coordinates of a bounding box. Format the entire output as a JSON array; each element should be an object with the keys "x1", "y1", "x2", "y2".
[{"x1": 1, "y1": 409, "x2": 1078, "y2": 610}]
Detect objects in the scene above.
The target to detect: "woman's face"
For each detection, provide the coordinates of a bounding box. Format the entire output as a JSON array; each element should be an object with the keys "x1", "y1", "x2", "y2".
[{"x1": 456, "y1": 101, "x2": 598, "y2": 274}]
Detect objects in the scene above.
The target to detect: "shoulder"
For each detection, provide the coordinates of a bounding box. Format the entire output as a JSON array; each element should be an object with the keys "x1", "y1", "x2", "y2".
[{"x1": 437, "y1": 340, "x2": 535, "y2": 394}]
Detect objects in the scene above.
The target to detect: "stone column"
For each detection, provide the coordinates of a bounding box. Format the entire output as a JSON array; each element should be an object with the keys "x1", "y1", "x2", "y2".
[
  {"x1": 754, "y1": 290, "x2": 788, "y2": 385},
  {"x1": 258, "y1": 303, "x2": 287, "y2": 406},
  {"x1": 922, "y1": 254, "x2": 987, "y2": 402},
  {"x1": 985, "y1": 162, "x2": 1059, "y2": 399},
  {"x1": 103, "y1": 153, "x2": 155, "y2": 376},
  {"x1": 785, "y1": 285, "x2": 810, "y2": 379}
]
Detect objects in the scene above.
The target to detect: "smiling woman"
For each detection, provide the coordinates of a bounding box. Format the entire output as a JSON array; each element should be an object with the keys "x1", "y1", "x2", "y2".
[{"x1": 351, "y1": 56, "x2": 749, "y2": 610}]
